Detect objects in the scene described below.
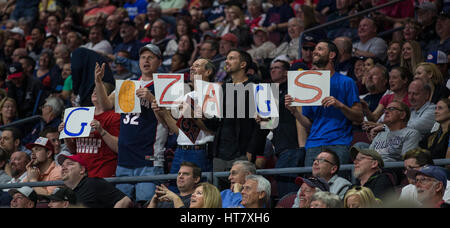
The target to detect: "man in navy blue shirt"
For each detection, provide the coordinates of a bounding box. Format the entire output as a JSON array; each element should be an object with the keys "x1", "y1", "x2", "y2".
[{"x1": 113, "y1": 21, "x2": 145, "y2": 60}]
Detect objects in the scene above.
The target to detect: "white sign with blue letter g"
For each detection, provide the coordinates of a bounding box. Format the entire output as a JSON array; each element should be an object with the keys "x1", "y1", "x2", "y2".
[{"x1": 59, "y1": 107, "x2": 96, "y2": 139}]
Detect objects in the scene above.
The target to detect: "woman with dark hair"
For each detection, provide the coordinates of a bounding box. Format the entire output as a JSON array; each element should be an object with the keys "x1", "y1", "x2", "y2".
[
  {"x1": 386, "y1": 40, "x2": 403, "y2": 72},
  {"x1": 34, "y1": 50, "x2": 55, "y2": 90},
  {"x1": 419, "y1": 98, "x2": 450, "y2": 160},
  {"x1": 164, "y1": 15, "x2": 197, "y2": 57},
  {"x1": 364, "y1": 66, "x2": 412, "y2": 122}
]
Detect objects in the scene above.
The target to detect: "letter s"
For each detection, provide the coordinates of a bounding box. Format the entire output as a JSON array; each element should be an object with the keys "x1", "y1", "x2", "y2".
[
  {"x1": 293, "y1": 71, "x2": 323, "y2": 103},
  {"x1": 64, "y1": 107, "x2": 90, "y2": 137}
]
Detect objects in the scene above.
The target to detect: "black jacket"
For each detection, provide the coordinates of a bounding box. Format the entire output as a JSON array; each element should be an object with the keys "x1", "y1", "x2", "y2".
[
  {"x1": 71, "y1": 48, "x2": 115, "y2": 106},
  {"x1": 207, "y1": 75, "x2": 269, "y2": 161}
]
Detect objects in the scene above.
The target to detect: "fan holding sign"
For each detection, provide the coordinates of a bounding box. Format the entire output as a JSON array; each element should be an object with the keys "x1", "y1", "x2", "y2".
[
  {"x1": 285, "y1": 41, "x2": 363, "y2": 168},
  {"x1": 151, "y1": 58, "x2": 216, "y2": 174},
  {"x1": 58, "y1": 84, "x2": 120, "y2": 178}
]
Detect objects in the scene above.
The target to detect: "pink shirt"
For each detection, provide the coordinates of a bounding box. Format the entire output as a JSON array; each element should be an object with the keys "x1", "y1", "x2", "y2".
[{"x1": 379, "y1": 93, "x2": 411, "y2": 108}]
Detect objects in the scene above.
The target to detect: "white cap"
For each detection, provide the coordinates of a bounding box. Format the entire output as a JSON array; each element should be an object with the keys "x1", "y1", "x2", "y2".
[{"x1": 9, "y1": 27, "x2": 24, "y2": 36}]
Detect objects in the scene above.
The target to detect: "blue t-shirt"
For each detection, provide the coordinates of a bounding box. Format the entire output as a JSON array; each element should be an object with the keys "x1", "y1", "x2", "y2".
[
  {"x1": 220, "y1": 189, "x2": 243, "y2": 208},
  {"x1": 124, "y1": 0, "x2": 148, "y2": 20},
  {"x1": 118, "y1": 82, "x2": 158, "y2": 168},
  {"x1": 302, "y1": 72, "x2": 360, "y2": 149}
]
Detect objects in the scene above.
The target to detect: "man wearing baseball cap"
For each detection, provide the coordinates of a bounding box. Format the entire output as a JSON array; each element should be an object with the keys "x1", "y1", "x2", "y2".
[
  {"x1": 23, "y1": 137, "x2": 61, "y2": 196},
  {"x1": 9, "y1": 186, "x2": 38, "y2": 208},
  {"x1": 294, "y1": 176, "x2": 329, "y2": 208},
  {"x1": 47, "y1": 186, "x2": 78, "y2": 208},
  {"x1": 94, "y1": 43, "x2": 168, "y2": 204},
  {"x1": 350, "y1": 147, "x2": 395, "y2": 199},
  {"x1": 5, "y1": 61, "x2": 45, "y2": 118},
  {"x1": 59, "y1": 154, "x2": 132, "y2": 208},
  {"x1": 408, "y1": 165, "x2": 450, "y2": 208}
]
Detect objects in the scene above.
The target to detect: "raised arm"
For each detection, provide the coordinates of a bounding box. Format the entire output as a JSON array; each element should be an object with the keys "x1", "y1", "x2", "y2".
[{"x1": 94, "y1": 62, "x2": 115, "y2": 111}]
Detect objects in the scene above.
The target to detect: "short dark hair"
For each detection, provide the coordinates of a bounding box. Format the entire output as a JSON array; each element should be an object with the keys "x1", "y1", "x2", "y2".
[
  {"x1": 273, "y1": 60, "x2": 290, "y2": 71},
  {"x1": 391, "y1": 100, "x2": 411, "y2": 123},
  {"x1": 19, "y1": 56, "x2": 36, "y2": 68},
  {"x1": 39, "y1": 126, "x2": 58, "y2": 137},
  {"x1": 322, "y1": 149, "x2": 340, "y2": 173},
  {"x1": 180, "y1": 161, "x2": 202, "y2": 179},
  {"x1": 2, "y1": 127, "x2": 22, "y2": 141},
  {"x1": 319, "y1": 39, "x2": 339, "y2": 65},
  {"x1": 403, "y1": 148, "x2": 434, "y2": 166},
  {"x1": 203, "y1": 39, "x2": 219, "y2": 53},
  {"x1": 228, "y1": 48, "x2": 253, "y2": 72}
]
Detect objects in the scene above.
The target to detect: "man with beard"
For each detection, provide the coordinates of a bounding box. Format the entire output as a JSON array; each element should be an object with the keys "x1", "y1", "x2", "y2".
[
  {"x1": 23, "y1": 137, "x2": 61, "y2": 195},
  {"x1": 360, "y1": 64, "x2": 388, "y2": 112},
  {"x1": 285, "y1": 40, "x2": 363, "y2": 167},
  {"x1": 350, "y1": 147, "x2": 395, "y2": 200},
  {"x1": 5, "y1": 151, "x2": 30, "y2": 185},
  {"x1": 210, "y1": 49, "x2": 269, "y2": 173},
  {"x1": 409, "y1": 165, "x2": 450, "y2": 208}
]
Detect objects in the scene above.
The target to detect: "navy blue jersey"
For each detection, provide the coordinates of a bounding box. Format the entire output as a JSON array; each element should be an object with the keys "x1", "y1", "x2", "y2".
[{"x1": 117, "y1": 81, "x2": 167, "y2": 168}]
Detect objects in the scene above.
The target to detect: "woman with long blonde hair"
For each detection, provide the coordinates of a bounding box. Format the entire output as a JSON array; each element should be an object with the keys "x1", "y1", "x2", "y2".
[
  {"x1": 414, "y1": 62, "x2": 450, "y2": 104},
  {"x1": 400, "y1": 40, "x2": 423, "y2": 75}
]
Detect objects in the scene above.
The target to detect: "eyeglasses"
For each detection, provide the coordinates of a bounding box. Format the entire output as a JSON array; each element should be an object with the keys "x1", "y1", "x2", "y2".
[
  {"x1": 354, "y1": 156, "x2": 375, "y2": 162},
  {"x1": 313, "y1": 158, "x2": 335, "y2": 166},
  {"x1": 415, "y1": 177, "x2": 437, "y2": 185},
  {"x1": 384, "y1": 106, "x2": 404, "y2": 112}
]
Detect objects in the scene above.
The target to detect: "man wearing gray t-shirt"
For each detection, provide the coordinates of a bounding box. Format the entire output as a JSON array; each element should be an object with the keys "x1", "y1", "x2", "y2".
[
  {"x1": 370, "y1": 101, "x2": 421, "y2": 162},
  {"x1": 352, "y1": 17, "x2": 387, "y2": 61}
]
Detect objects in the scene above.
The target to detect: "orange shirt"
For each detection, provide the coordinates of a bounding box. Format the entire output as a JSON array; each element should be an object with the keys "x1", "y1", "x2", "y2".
[{"x1": 24, "y1": 161, "x2": 62, "y2": 195}]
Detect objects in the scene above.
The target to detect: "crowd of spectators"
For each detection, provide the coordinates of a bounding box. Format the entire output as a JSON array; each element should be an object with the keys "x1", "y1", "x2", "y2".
[{"x1": 0, "y1": 0, "x2": 449, "y2": 208}]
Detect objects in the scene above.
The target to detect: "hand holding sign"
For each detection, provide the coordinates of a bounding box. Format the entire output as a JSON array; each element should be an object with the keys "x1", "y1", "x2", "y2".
[
  {"x1": 322, "y1": 96, "x2": 344, "y2": 109},
  {"x1": 59, "y1": 107, "x2": 96, "y2": 139},
  {"x1": 288, "y1": 70, "x2": 330, "y2": 106},
  {"x1": 154, "y1": 73, "x2": 184, "y2": 108},
  {"x1": 115, "y1": 80, "x2": 141, "y2": 113}
]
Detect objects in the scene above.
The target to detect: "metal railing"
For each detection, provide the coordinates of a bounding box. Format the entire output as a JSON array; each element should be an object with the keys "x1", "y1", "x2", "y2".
[
  {"x1": 1, "y1": 159, "x2": 449, "y2": 190},
  {"x1": 0, "y1": 115, "x2": 42, "y2": 131},
  {"x1": 304, "y1": 0, "x2": 408, "y2": 34}
]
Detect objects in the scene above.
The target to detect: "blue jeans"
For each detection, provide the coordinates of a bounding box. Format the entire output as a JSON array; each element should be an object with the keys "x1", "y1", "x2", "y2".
[
  {"x1": 115, "y1": 165, "x2": 163, "y2": 202},
  {"x1": 11, "y1": 7, "x2": 38, "y2": 22},
  {"x1": 305, "y1": 145, "x2": 351, "y2": 167},
  {"x1": 170, "y1": 147, "x2": 212, "y2": 173},
  {"x1": 275, "y1": 148, "x2": 305, "y2": 198}
]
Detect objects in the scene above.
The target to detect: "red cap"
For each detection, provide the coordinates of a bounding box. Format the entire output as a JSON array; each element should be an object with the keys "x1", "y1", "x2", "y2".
[
  {"x1": 25, "y1": 137, "x2": 54, "y2": 153},
  {"x1": 221, "y1": 33, "x2": 239, "y2": 44},
  {"x1": 58, "y1": 154, "x2": 88, "y2": 168}
]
